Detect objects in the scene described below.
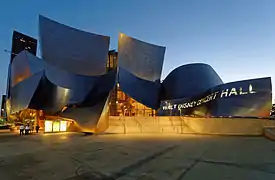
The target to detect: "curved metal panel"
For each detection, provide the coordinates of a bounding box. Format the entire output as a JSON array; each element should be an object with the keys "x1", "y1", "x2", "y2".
[
  {"x1": 39, "y1": 15, "x2": 110, "y2": 76},
  {"x1": 57, "y1": 69, "x2": 116, "y2": 132},
  {"x1": 60, "y1": 98, "x2": 107, "y2": 133},
  {"x1": 44, "y1": 63, "x2": 96, "y2": 104},
  {"x1": 118, "y1": 33, "x2": 165, "y2": 82},
  {"x1": 11, "y1": 51, "x2": 44, "y2": 87},
  {"x1": 95, "y1": 96, "x2": 111, "y2": 133},
  {"x1": 161, "y1": 63, "x2": 223, "y2": 100},
  {"x1": 29, "y1": 74, "x2": 73, "y2": 115},
  {"x1": 158, "y1": 77, "x2": 272, "y2": 118},
  {"x1": 119, "y1": 67, "x2": 161, "y2": 109},
  {"x1": 45, "y1": 63, "x2": 116, "y2": 105},
  {"x1": 10, "y1": 71, "x2": 43, "y2": 113},
  {"x1": 80, "y1": 69, "x2": 117, "y2": 106}
]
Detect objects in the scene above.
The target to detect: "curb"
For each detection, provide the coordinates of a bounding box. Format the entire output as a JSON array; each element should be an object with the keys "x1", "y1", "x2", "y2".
[{"x1": 263, "y1": 127, "x2": 275, "y2": 141}]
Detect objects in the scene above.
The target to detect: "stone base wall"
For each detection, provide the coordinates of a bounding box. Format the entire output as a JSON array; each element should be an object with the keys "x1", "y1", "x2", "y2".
[
  {"x1": 264, "y1": 128, "x2": 275, "y2": 141},
  {"x1": 107, "y1": 116, "x2": 275, "y2": 135}
]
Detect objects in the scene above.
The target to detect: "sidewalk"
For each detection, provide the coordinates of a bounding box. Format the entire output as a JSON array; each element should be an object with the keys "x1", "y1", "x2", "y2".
[
  {"x1": 0, "y1": 129, "x2": 12, "y2": 133},
  {"x1": 0, "y1": 129, "x2": 44, "y2": 137},
  {"x1": 0, "y1": 129, "x2": 17, "y2": 135}
]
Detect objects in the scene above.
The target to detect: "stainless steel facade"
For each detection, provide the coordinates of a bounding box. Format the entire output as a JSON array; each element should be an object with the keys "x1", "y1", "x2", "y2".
[
  {"x1": 161, "y1": 63, "x2": 224, "y2": 100},
  {"x1": 39, "y1": 15, "x2": 110, "y2": 76},
  {"x1": 7, "y1": 16, "x2": 273, "y2": 133},
  {"x1": 118, "y1": 33, "x2": 166, "y2": 109},
  {"x1": 11, "y1": 51, "x2": 45, "y2": 87},
  {"x1": 118, "y1": 33, "x2": 165, "y2": 82},
  {"x1": 159, "y1": 77, "x2": 272, "y2": 118},
  {"x1": 8, "y1": 16, "x2": 116, "y2": 133}
]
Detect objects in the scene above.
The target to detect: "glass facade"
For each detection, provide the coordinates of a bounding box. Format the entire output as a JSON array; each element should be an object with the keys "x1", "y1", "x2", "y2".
[
  {"x1": 6, "y1": 31, "x2": 38, "y2": 104},
  {"x1": 107, "y1": 50, "x2": 156, "y2": 116},
  {"x1": 10, "y1": 31, "x2": 37, "y2": 62}
]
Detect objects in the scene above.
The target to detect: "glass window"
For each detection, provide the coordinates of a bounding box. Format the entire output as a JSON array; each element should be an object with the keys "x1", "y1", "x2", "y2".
[
  {"x1": 52, "y1": 121, "x2": 60, "y2": 132},
  {"x1": 45, "y1": 121, "x2": 53, "y2": 132},
  {"x1": 109, "y1": 56, "x2": 114, "y2": 68},
  {"x1": 60, "y1": 121, "x2": 67, "y2": 132}
]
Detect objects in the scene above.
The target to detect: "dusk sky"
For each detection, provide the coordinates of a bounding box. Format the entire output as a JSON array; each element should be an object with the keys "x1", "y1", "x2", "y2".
[{"x1": 0, "y1": 0, "x2": 275, "y2": 102}]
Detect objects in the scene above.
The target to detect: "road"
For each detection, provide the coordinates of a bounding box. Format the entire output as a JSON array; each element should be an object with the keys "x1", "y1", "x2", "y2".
[{"x1": 0, "y1": 133, "x2": 274, "y2": 180}]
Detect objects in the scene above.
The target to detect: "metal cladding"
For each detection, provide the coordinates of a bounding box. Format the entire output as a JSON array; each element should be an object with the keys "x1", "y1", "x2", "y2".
[
  {"x1": 10, "y1": 71, "x2": 43, "y2": 113},
  {"x1": 28, "y1": 75, "x2": 73, "y2": 114},
  {"x1": 60, "y1": 97, "x2": 109, "y2": 133},
  {"x1": 158, "y1": 77, "x2": 272, "y2": 118},
  {"x1": 118, "y1": 33, "x2": 166, "y2": 109},
  {"x1": 11, "y1": 51, "x2": 45, "y2": 87},
  {"x1": 118, "y1": 33, "x2": 165, "y2": 81},
  {"x1": 161, "y1": 63, "x2": 224, "y2": 100},
  {"x1": 7, "y1": 16, "x2": 274, "y2": 134},
  {"x1": 8, "y1": 16, "x2": 115, "y2": 133},
  {"x1": 119, "y1": 67, "x2": 161, "y2": 108},
  {"x1": 39, "y1": 15, "x2": 110, "y2": 76}
]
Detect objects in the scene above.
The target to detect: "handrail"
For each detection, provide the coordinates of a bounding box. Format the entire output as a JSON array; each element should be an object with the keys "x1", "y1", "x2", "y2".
[{"x1": 131, "y1": 116, "x2": 143, "y2": 132}]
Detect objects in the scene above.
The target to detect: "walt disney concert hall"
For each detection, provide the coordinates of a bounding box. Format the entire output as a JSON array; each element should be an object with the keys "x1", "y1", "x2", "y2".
[{"x1": 5, "y1": 15, "x2": 273, "y2": 134}]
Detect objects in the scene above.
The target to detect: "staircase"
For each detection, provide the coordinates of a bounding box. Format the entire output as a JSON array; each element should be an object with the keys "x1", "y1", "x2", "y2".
[{"x1": 107, "y1": 116, "x2": 195, "y2": 134}]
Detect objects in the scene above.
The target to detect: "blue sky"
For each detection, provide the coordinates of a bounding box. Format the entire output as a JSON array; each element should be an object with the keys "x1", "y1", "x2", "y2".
[{"x1": 0, "y1": 0, "x2": 275, "y2": 102}]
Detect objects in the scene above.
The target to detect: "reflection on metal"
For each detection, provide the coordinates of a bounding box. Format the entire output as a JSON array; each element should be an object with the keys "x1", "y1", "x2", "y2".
[
  {"x1": 118, "y1": 33, "x2": 165, "y2": 82},
  {"x1": 7, "y1": 15, "x2": 273, "y2": 134},
  {"x1": 11, "y1": 51, "x2": 45, "y2": 87},
  {"x1": 10, "y1": 71, "x2": 44, "y2": 113},
  {"x1": 28, "y1": 75, "x2": 73, "y2": 114},
  {"x1": 118, "y1": 33, "x2": 165, "y2": 109},
  {"x1": 159, "y1": 77, "x2": 272, "y2": 118},
  {"x1": 39, "y1": 15, "x2": 110, "y2": 76},
  {"x1": 118, "y1": 67, "x2": 161, "y2": 109},
  {"x1": 8, "y1": 16, "x2": 115, "y2": 133},
  {"x1": 60, "y1": 100, "x2": 106, "y2": 133},
  {"x1": 10, "y1": 56, "x2": 116, "y2": 132},
  {"x1": 95, "y1": 95, "x2": 111, "y2": 133},
  {"x1": 161, "y1": 63, "x2": 223, "y2": 100}
]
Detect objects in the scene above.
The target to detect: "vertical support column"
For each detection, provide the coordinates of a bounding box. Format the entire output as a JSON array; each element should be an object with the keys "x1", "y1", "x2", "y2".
[
  {"x1": 123, "y1": 110, "x2": 126, "y2": 134},
  {"x1": 180, "y1": 109, "x2": 183, "y2": 134},
  {"x1": 35, "y1": 110, "x2": 39, "y2": 126}
]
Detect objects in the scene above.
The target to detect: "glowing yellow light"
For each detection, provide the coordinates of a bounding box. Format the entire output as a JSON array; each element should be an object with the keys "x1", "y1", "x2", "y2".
[
  {"x1": 60, "y1": 121, "x2": 67, "y2": 132},
  {"x1": 61, "y1": 106, "x2": 67, "y2": 112},
  {"x1": 45, "y1": 121, "x2": 53, "y2": 132},
  {"x1": 53, "y1": 121, "x2": 60, "y2": 132}
]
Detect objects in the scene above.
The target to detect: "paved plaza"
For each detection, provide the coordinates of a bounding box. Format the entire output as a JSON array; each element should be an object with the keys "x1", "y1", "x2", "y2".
[{"x1": 0, "y1": 133, "x2": 275, "y2": 180}]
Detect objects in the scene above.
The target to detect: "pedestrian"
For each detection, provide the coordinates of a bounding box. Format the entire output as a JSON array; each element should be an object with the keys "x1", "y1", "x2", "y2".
[
  {"x1": 35, "y1": 124, "x2": 40, "y2": 133},
  {"x1": 31, "y1": 125, "x2": 34, "y2": 134},
  {"x1": 25, "y1": 125, "x2": 30, "y2": 135},
  {"x1": 19, "y1": 124, "x2": 24, "y2": 136}
]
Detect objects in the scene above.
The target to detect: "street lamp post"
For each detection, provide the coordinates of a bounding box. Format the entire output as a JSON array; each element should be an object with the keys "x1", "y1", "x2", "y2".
[{"x1": 3, "y1": 49, "x2": 18, "y2": 124}]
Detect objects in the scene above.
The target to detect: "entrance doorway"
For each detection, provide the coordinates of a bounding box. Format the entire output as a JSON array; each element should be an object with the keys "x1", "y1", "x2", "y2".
[{"x1": 44, "y1": 120, "x2": 69, "y2": 133}]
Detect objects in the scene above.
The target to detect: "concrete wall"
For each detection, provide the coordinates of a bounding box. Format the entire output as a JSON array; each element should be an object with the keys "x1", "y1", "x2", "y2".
[{"x1": 107, "y1": 116, "x2": 275, "y2": 135}]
